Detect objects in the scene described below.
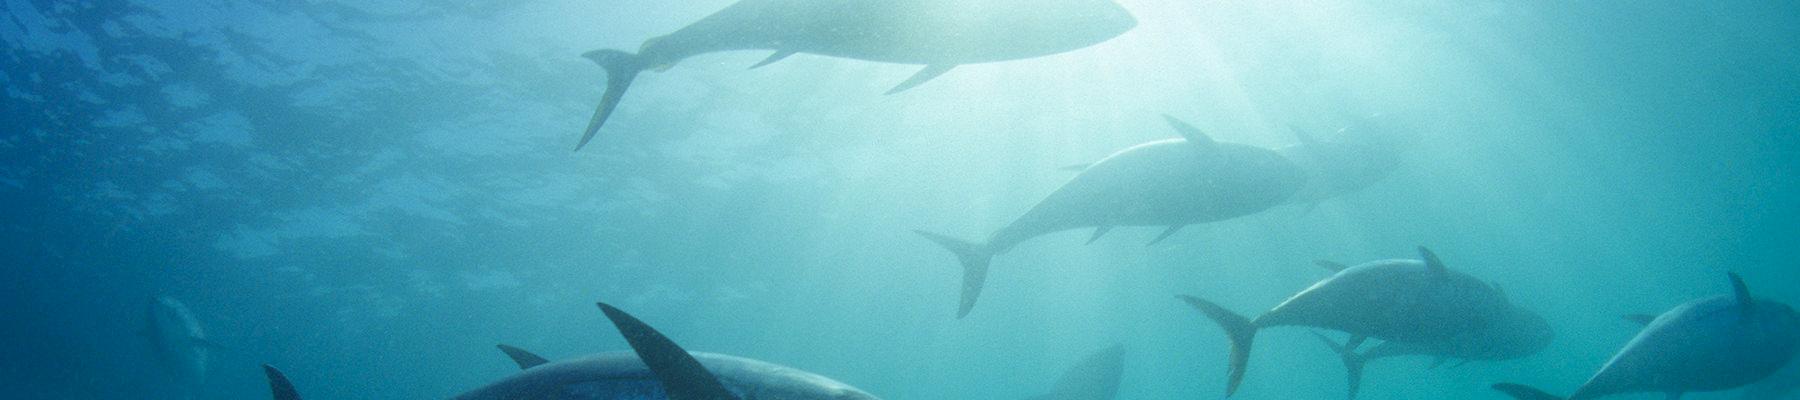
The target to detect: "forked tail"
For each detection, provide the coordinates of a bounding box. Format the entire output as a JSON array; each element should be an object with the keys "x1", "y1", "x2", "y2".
[
  {"x1": 1178, "y1": 295, "x2": 1257, "y2": 397},
  {"x1": 576, "y1": 49, "x2": 648, "y2": 152},
  {"x1": 1310, "y1": 332, "x2": 1368, "y2": 400},
  {"x1": 913, "y1": 230, "x2": 995, "y2": 319}
]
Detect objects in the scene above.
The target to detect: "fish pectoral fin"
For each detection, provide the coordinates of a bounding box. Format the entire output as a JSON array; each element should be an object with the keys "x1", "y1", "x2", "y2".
[
  {"x1": 1086, "y1": 226, "x2": 1113, "y2": 245},
  {"x1": 885, "y1": 64, "x2": 956, "y2": 95},
  {"x1": 749, "y1": 50, "x2": 797, "y2": 69},
  {"x1": 1146, "y1": 225, "x2": 1185, "y2": 245}
]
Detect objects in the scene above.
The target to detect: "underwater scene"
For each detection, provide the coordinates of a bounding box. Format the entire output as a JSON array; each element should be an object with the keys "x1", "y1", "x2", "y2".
[{"x1": 4, "y1": 1, "x2": 1799, "y2": 399}]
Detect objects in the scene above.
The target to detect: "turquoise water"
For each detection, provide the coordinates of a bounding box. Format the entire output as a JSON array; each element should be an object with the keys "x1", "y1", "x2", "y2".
[{"x1": 2, "y1": 1, "x2": 1797, "y2": 399}]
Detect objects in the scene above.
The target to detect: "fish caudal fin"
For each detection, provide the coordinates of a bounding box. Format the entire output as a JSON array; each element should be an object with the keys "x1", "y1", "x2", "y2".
[
  {"x1": 576, "y1": 49, "x2": 648, "y2": 152},
  {"x1": 913, "y1": 230, "x2": 994, "y2": 319},
  {"x1": 1492, "y1": 383, "x2": 1566, "y2": 400},
  {"x1": 1178, "y1": 295, "x2": 1257, "y2": 397},
  {"x1": 885, "y1": 64, "x2": 956, "y2": 95},
  {"x1": 597, "y1": 302, "x2": 739, "y2": 400},
  {"x1": 1309, "y1": 332, "x2": 1367, "y2": 400},
  {"x1": 262, "y1": 365, "x2": 301, "y2": 400}
]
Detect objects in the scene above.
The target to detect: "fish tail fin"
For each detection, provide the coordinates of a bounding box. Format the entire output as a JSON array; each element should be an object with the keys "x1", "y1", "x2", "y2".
[
  {"x1": 262, "y1": 365, "x2": 301, "y2": 400},
  {"x1": 912, "y1": 230, "x2": 994, "y2": 319},
  {"x1": 1309, "y1": 332, "x2": 1367, "y2": 400},
  {"x1": 1492, "y1": 383, "x2": 1566, "y2": 400},
  {"x1": 576, "y1": 49, "x2": 648, "y2": 152},
  {"x1": 1178, "y1": 295, "x2": 1257, "y2": 397}
]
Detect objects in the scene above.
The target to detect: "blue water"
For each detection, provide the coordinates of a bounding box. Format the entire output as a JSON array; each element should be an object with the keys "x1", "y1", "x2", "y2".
[{"x1": 3, "y1": 1, "x2": 1798, "y2": 399}]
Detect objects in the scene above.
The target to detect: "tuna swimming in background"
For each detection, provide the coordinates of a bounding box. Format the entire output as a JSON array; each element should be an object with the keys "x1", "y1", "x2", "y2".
[
  {"x1": 143, "y1": 295, "x2": 217, "y2": 398},
  {"x1": 575, "y1": 0, "x2": 1137, "y2": 151},
  {"x1": 262, "y1": 302, "x2": 1127, "y2": 400},
  {"x1": 1275, "y1": 117, "x2": 1410, "y2": 206},
  {"x1": 1307, "y1": 288, "x2": 1553, "y2": 399},
  {"x1": 1180, "y1": 247, "x2": 1534, "y2": 397},
  {"x1": 1493, "y1": 273, "x2": 1800, "y2": 400},
  {"x1": 917, "y1": 116, "x2": 1307, "y2": 318}
]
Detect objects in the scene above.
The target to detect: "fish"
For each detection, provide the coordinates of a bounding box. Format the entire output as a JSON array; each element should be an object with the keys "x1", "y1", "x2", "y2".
[
  {"x1": 261, "y1": 302, "x2": 1127, "y2": 400},
  {"x1": 917, "y1": 115, "x2": 1307, "y2": 318},
  {"x1": 1179, "y1": 247, "x2": 1517, "y2": 397},
  {"x1": 574, "y1": 0, "x2": 1138, "y2": 151},
  {"x1": 1494, "y1": 273, "x2": 1800, "y2": 400},
  {"x1": 1308, "y1": 301, "x2": 1553, "y2": 399},
  {"x1": 143, "y1": 295, "x2": 216, "y2": 396},
  {"x1": 1274, "y1": 118, "x2": 1407, "y2": 207}
]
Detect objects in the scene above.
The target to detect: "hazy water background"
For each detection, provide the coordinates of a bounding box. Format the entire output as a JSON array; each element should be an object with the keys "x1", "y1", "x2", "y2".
[{"x1": 3, "y1": 1, "x2": 1798, "y2": 399}]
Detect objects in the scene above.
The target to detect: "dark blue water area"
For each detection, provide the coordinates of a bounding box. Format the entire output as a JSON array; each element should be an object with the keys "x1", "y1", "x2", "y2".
[{"x1": 3, "y1": 1, "x2": 1800, "y2": 399}]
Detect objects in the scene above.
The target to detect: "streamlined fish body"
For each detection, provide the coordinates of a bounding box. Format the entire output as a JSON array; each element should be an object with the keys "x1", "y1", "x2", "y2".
[
  {"x1": 452, "y1": 351, "x2": 876, "y2": 400},
  {"x1": 1310, "y1": 305, "x2": 1553, "y2": 399},
  {"x1": 917, "y1": 116, "x2": 1307, "y2": 318},
  {"x1": 1274, "y1": 120, "x2": 1405, "y2": 206},
  {"x1": 1495, "y1": 274, "x2": 1800, "y2": 400},
  {"x1": 263, "y1": 304, "x2": 1126, "y2": 400},
  {"x1": 577, "y1": 0, "x2": 1136, "y2": 150},
  {"x1": 1181, "y1": 248, "x2": 1524, "y2": 397},
  {"x1": 1254, "y1": 258, "x2": 1509, "y2": 343}
]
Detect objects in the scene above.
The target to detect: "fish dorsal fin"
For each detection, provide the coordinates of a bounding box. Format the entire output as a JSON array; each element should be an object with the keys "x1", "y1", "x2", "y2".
[
  {"x1": 1418, "y1": 246, "x2": 1447, "y2": 276},
  {"x1": 1314, "y1": 260, "x2": 1350, "y2": 273},
  {"x1": 1288, "y1": 125, "x2": 1323, "y2": 148},
  {"x1": 263, "y1": 365, "x2": 301, "y2": 400},
  {"x1": 496, "y1": 344, "x2": 551, "y2": 370},
  {"x1": 1621, "y1": 314, "x2": 1657, "y2": 326},
  {"x1": 748, "y1": 50, "x2": 796, "y2": 69},
  {"x1": 597, "y1": 302, "x2": 739, "y2": 400},
  {"x1": 1160, "y1": 115, "x2": 1218, "y2": 152},
  {"x1": 1729, "y1": 272, "x2": 1753, "y2": 314},
  {"x1": 885, "y1": 64, "x2": 956, "y2": 95}
]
